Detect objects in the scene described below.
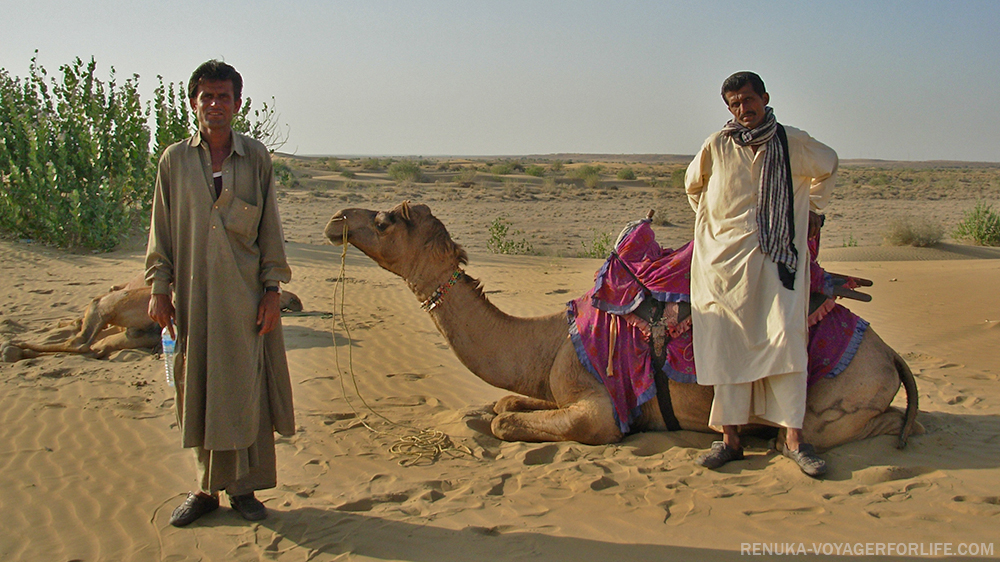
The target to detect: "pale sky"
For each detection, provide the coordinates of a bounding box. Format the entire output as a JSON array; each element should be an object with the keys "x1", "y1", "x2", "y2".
[{"x1": 3, "y1": 0, "x2": 998, "y2": 162}]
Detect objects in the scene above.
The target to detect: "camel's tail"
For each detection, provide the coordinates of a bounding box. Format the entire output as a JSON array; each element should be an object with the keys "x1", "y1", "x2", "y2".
[{"x1": 893, "y1": 352, "x2": 919, "y2": 449}]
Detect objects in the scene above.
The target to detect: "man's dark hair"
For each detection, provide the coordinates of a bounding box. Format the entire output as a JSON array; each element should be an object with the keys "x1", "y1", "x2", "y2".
[
  {"x1": 188, "y1": 60, "x2": 243, "y2": 100},
  {"x1": 721, "y1": 71, "x2": 766, "y2": 100}
]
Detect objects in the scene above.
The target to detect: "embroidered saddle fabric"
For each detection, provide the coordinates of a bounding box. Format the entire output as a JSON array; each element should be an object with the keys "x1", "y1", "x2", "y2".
[{"x1": 567, "y1": 220, "x2": 868, "y2": 434}]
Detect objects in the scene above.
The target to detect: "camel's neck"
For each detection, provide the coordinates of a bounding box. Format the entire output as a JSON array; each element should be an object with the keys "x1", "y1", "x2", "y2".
[{"x1": 409, "y1": 271, "x2": 566, "y2": 400}]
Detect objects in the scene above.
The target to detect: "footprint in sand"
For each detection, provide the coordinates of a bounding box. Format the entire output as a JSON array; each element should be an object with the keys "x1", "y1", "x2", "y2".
[
  {"x1": 522, "y1": 444, "x2": 559, "y2": 465},
  {"x1": 853, "y1": 465, "x2": 935, "y2": 485},
  {"x1": 335, "y1": 492, "x2": 409, "y2": 512},
  {"x1": 590, "y1": 476, "x2": 618, "y2": 491}
]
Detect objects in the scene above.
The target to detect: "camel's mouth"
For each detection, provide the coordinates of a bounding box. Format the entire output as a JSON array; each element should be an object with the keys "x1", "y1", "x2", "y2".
[{"x1": 324, "y1": 216, "x2": 348, "y2": 246}]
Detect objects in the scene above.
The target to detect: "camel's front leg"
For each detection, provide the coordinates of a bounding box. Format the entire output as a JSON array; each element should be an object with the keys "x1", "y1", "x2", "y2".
[
  {"x1": 494, "y1": 395, "x2": 558, "y2": 414},
  {"x1": 491, "y1": 396, "x2": 623, "y2": 444},
  {"x1": 490, "y1": 341, "x2": 623, "y2": 445}
]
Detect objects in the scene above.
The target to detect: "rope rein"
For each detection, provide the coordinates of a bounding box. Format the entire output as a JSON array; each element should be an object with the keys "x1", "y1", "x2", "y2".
[{"x1": 331, "y1": 219, "x2": 474, "y2": 466}]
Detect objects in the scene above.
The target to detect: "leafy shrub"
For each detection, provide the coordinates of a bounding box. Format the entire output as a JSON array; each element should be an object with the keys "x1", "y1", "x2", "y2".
[
  {"x1": 616, "y1": 167, "x2": 636, "y2": 180},
  {"x1": 360, "y1": 158, "x2": 382, "y2": 171},
  {"x1": 953, "y1": 201, "x2": 1000, "y2": 246},
  {"x1": 0, "y1": 56, "x2": 153, "y2": 250},
  {"x1": 671, "y1": 168, "x2": 686, "y2": 189},
  {"x1": 340, "y1": 170, "x2": 356, "y2": 179},
  {"x1": 454, "y1": 167, "x2": 477, "y2": 185},
  {"x1": 549, "y1": 160, "x2": 564, "y2": 173},
  {"x1": 490, "y1": 162, "x2": 514, "y2": 176},
  {"x1": 273, "y1": 160, "x2": 295, "y2": 187},
  {"x1": 882, "y1": 215, "x2": 944, "y2": 247},
  {"x1": 387, "y1": 160, "x2": 424, "y2": 183},
  {"x1": 525, "y1": 164, "x2": 545, "y2": 177},
  {"x1": 487, "y1": 214, "x2": 533, "y2": 255},
  {"x1": 0, "y1": 54, "x2": 291, "y2": 251},
  {"x1": 580, "y1": 229, "x2": 614, "y2": 258}
]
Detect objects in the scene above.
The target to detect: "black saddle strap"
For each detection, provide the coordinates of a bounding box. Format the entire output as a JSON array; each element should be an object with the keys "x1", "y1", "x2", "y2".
[{"x1": 654, "y1": 367, "x2": 682, "y2": 432}]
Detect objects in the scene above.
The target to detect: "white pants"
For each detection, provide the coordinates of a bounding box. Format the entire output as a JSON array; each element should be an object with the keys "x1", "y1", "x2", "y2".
[{"x1": 708, "y1": 371, "x2": 807, "y2": 430}]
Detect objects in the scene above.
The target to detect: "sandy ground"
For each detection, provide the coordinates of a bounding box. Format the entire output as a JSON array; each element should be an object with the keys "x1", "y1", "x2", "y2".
[{"x1": 1, "y1": 176, "x2": 999, "y2": 561}]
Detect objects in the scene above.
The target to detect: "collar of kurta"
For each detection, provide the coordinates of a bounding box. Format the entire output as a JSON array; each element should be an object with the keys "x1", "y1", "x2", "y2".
[{"x1": 188, "y1": 129, "x2": 248, "y2": 157}]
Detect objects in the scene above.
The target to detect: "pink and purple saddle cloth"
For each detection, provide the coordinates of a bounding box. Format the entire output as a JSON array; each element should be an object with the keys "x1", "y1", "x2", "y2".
[{"x1": 566, "y1": 219, "x2": 869, "y2": 433}]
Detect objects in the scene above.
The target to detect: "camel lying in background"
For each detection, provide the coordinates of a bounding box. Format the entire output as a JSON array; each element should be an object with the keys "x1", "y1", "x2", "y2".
[
  {"x1": 325, "y1": 201, "x2": 919, "y2": 451},
  {"x1": 1, "y1": 275, "x2": 303, "y2": 362}
]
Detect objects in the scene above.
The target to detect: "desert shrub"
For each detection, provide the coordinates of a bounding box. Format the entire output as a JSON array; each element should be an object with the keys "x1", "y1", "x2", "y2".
[
  {"x1": 616, "y1": 167, "x2": 636, "y2": 180},
  {"x1": 319, "y1": 157, "x2": 342, "y2": 172},
  {"x1": 487, "y1": 214, "x2": 533, "y2": 255},
  {"x1": 580, "y1": 229, "x2": 614, "y2": 258},
  {"x1": 525, "y1": 164, "x2": 545, "y2": 177},
  {"x1": 360, "y1": 158, "x2": 382, "y2": 171},
  {"x1": 340, "y1": 170, "x2": 356, "y2": 179},
  {"x1": 0, "y1": 54, "x2": 290, "y2": 251},
  {"x1": 454, "y1": 167, "x2": 477, "y2": 185},
  {"x1": 650, "y1": 211, "x2": 673, "y2": 227},
  {"x1": 490, "y1": 162, "x2": 514, "y2": 176},
  {"x1": 0, "y1": 56, "x2": 153, "y2": 250},
  {"x1": 387, "y1": 160, "x2": 424, "y2": 183},
  {"x1": 882, "y1": 215, "x2": 944, "y2": 247},
  {"x1": 273, "y1": 160, "x2": 295, "y2": 187},
  {"x1": 549, "y1": 160, "x2": 564, "y2": 173},
  {"x1": 671, "y1": 168, "x2": 686, "y2": 189},
  {"x1": 952, "y1": 201, "x2": 1000, "y2": 246}
]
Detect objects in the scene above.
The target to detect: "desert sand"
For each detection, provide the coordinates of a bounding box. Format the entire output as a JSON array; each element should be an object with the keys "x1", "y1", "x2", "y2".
[{"x1": 1, "y1": 158, "x2": 998, "y2": 561}]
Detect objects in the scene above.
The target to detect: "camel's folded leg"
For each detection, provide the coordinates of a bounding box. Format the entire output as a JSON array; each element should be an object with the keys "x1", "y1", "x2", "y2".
[
  {"x1": 491, "y1": 398, "x2": 623, "y2": 445},
  {"x1": 89, "y1": 328, "x2": 161, "y2": 359},
  {"x1": 494, "y1": 395, "x2": 559, "y2": 414}
]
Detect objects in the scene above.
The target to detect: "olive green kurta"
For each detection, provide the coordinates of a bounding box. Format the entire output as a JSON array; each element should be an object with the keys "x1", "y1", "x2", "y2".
[{"x1": 146, "y1": 131, "x2": 294, "y2": 452}]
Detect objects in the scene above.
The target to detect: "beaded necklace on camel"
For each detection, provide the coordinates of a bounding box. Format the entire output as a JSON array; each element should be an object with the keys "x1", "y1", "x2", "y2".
[{"x1": 421, "y1": 270, "x2": 464, "y2": 311}]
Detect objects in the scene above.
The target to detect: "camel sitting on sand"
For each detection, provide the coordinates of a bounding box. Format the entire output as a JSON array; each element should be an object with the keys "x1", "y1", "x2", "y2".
[
  {"x1": 1, "y1": 275, "x2": 303, "y2": 362},
  {"x1": 325, "y1": 201, "x2": 919, "y2": 451}
]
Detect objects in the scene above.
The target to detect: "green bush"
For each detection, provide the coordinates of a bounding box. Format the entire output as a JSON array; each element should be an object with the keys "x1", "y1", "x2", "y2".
[
  {"x1": 387, "y1": 160, "x2": 424, "y2": 183},
  {"x1": 580, "y1": 229, "x2": 614, "y2": 258},
  {"x1": 0, "y1": 54, "x2": 290, "y2": 251},
  {"x1": 953, "y1": 201, "x2": 1000, "y2": 246},
  {"x1": 0, "y1": 56, "x2": 153, "y2": 250},
  {"x1": 616, "y1": 167, "x2": 636, "y2": 180},
  {"x1": 882, "y1": 215, "x2": 944, "y2": 247},
  {"x1": 490, "y1": 162, "x2": 514, "y2": 176},
  {"x1": 487, "y1": 214, "x2": 533, "y2": 255},
  {"x1": 525, "y1": 164, "x2": 545, "y2": 177}
]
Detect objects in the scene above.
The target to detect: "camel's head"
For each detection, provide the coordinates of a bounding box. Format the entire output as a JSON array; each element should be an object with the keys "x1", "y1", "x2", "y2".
[{"x1": 325, "y1": 201, "x2": 467, "y2": 278}]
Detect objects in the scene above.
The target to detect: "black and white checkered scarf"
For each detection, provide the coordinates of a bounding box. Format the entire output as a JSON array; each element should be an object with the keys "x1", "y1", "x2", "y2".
[{"x1": 721, "y1": 107, "x2": 798, "y2": 290}]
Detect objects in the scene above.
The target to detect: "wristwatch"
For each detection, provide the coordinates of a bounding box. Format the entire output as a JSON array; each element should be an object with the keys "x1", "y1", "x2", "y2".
[{"x1": 265, "y1": 285, "x2": 281, "y2": 294}]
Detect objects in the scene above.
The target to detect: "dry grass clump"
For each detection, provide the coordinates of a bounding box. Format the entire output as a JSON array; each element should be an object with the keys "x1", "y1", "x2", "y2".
[{"x1": 882, "y1": 215, "x2": 944, "y2": 247}]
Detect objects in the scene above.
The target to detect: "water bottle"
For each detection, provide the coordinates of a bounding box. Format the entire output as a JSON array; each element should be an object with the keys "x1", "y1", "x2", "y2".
[{"x1": 161, "y1": 325, "x2": 176, "y2": 387}]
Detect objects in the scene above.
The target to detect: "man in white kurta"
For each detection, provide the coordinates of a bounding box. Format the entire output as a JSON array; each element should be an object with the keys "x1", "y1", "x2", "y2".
[{"x1": 685, "y1": 72, "x2": 837, "y2": 476}]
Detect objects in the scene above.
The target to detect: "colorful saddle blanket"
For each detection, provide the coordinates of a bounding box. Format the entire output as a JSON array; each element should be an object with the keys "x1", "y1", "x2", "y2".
[{"x1": 566, "y1": 220, "x2": 869, "y2": 434}]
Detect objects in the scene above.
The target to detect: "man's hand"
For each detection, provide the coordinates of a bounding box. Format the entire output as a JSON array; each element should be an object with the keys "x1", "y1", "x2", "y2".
[
  {"x1": 149, "y1": 293, "x2": 176, "y2": 339},
  {"x1": 257, "y1": 290, "x2": 281, "y2": 335}
]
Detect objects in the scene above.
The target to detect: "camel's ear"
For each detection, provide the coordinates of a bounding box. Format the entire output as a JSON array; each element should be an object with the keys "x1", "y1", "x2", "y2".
[{"x1": 400, "y1": 200, "x2": 412, "y2": 222}]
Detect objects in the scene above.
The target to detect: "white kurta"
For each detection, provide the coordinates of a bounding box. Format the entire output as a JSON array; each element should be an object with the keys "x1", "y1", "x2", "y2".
[{"x1": 685, "y1": 126, "x2": 838, "y2": 387}]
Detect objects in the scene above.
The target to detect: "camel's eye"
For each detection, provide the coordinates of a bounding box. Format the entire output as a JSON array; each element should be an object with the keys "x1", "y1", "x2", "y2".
[{"x1": 375, "y1": 211, "x2": 394, "y2": 232}]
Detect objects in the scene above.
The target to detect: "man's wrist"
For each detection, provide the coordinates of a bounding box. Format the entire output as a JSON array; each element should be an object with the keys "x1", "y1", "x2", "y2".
[{"x1": 264, "y1": 285, "x2": 280, "y2": 294}]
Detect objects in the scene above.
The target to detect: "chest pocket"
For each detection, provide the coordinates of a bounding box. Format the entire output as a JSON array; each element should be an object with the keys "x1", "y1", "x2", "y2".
[{"x1": 222, "y1": 198, "x2": 261, "y2": 241}]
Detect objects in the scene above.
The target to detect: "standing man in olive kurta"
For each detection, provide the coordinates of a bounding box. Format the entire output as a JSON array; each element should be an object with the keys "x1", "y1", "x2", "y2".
[
  {"x1": 146, "y1": 60, "x2": 295, "y2": 526},
  {"x1": 684, "y1": 72, "x2": 838, "y2": 477}
]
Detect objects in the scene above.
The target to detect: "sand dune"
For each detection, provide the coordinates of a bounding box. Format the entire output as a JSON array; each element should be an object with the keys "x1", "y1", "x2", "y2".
[{"x1": 1, "y1": 186, "x2": 998, "y2": 560}]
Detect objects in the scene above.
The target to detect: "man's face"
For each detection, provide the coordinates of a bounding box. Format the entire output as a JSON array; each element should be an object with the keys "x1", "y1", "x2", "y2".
[
  {"x1": 724, "y1": 84, "x2": 770, "y2": 129},
  {"x1": 190, "y1": 79, "x2": 241, "y2": 131}
]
